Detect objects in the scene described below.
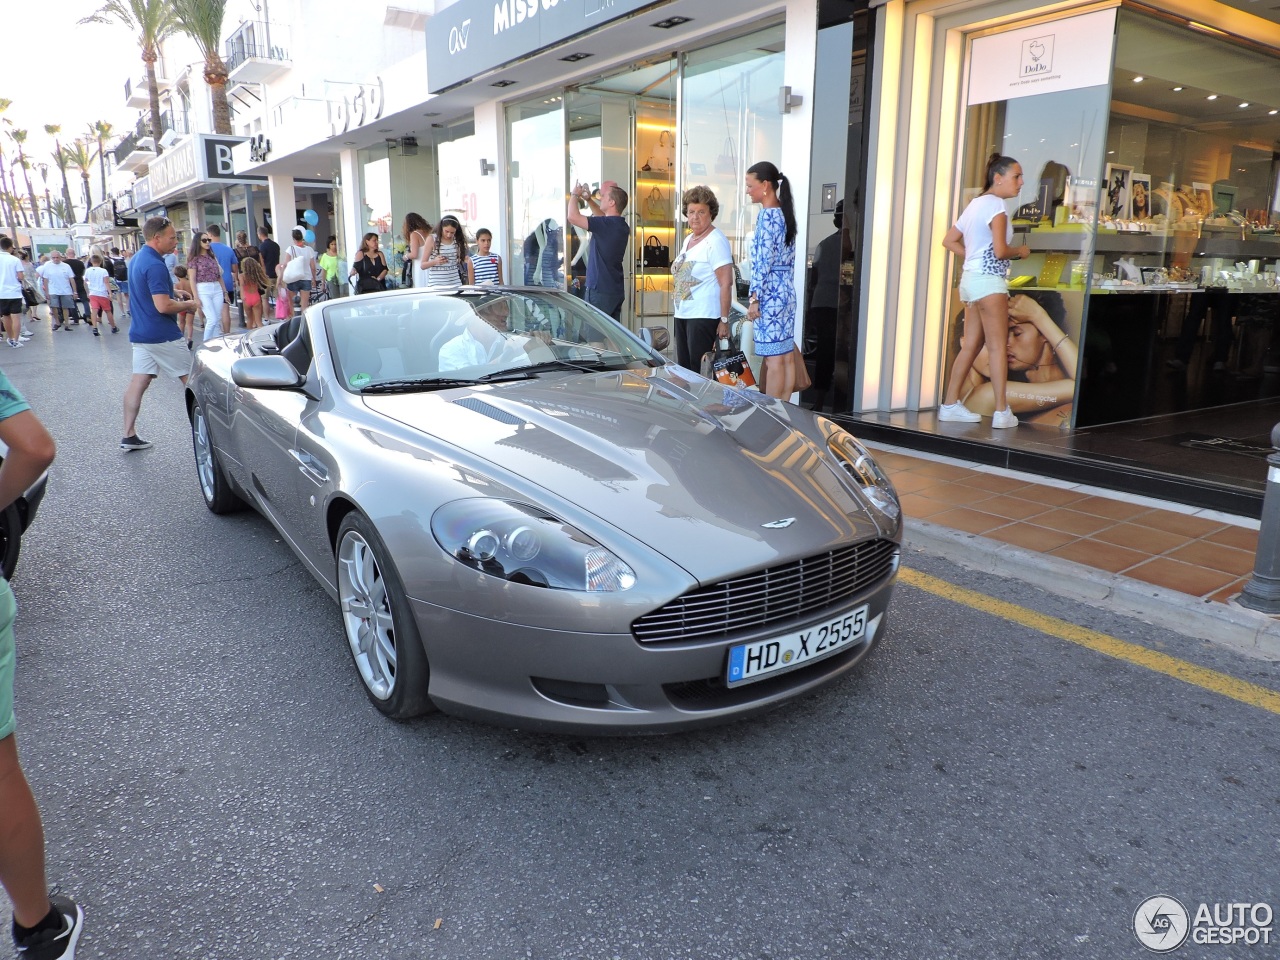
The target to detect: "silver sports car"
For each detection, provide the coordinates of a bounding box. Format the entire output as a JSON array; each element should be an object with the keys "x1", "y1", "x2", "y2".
[{"x1": 186, "y1": 287, "x2": 901, "y2": 733}]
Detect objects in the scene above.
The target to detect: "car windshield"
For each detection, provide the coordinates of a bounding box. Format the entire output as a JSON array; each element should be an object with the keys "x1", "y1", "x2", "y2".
[{"x1": 324, "y1": 289, "x2": 659, "y2": 392}]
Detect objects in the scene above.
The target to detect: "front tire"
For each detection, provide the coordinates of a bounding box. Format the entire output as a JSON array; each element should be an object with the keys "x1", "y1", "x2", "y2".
[
  {"x1": 336, "y1": 512, "x2": 434, "y2": 719},
  {"x1": 191, "y1": 401, "x2": 245, "y2": 514}
]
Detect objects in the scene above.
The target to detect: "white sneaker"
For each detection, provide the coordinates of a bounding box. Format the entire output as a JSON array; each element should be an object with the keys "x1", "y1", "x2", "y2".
[
  {"x1": 938, "y1": 401, "x2": 981, "y2": 423},
  {"x1": 992, "y1": 407, "x2": 1019, "y2": 428}
]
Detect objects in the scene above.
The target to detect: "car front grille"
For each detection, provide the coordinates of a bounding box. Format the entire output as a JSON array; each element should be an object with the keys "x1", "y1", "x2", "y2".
[{"x1": 631, "y1": 538, "x2": 898, "y2": 644}]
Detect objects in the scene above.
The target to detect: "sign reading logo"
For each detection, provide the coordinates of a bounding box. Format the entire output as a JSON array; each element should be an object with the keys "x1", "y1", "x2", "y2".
[
  {"x1": 1134, "y1": 896, "x2": 1191, "y2": 953},
  {"x1": 1019, "y1": 34, "x2": 1054, "y2": 77},
  {"x1": 327, "y1": 77, "x2": 386, "y2": 137},
  {"x1": 448, "y1": 18, "x2": 471, "y2": 54}
]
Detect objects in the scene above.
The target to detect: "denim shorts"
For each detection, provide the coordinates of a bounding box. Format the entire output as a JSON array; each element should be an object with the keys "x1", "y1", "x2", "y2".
[{"x1": 958, "y1": 272, "x2": 1009, "y2": 304}]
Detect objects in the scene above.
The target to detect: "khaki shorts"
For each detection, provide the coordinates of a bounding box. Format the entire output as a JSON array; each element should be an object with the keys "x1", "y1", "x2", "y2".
[{"x1": 132, "y1": 339, "x2": 192, "y2": 379}]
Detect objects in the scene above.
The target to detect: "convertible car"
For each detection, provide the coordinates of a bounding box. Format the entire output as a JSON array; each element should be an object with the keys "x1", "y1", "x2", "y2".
[{"x1": 186, "y1": 287, "x2": 901, "y2": 733}]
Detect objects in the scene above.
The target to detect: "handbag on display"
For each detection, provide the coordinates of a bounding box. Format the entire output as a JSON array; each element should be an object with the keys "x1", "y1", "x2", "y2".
[
  {"x1": 703, "y1": 338, "x2": 757, "y2": 389},
  {"x1": 715, "y1": 137, "x2": 737, "y2": 175},
  {"x1": 644, "y1": 187, "x2": 667, "y2": 220},
  {"x1": 642, "y1": 235, "x2": 670, "y2": 269}
]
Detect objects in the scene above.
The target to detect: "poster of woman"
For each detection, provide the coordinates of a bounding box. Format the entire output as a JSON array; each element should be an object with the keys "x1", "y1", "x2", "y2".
[
  {"x1": 1130, "y1": 174, "x2": 1151, "y2": 220},
  {"x1": 1105, "y1": 163, "x2": 1133, "y2": 219},
  {"x1": 943, "y1": 289, "x2": 1080, "y2": 428}
]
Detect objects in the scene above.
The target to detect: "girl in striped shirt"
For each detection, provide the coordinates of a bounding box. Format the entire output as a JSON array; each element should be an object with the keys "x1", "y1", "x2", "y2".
[{"x1": 467, "y1": 228, "x2": 503, "y2": 286}]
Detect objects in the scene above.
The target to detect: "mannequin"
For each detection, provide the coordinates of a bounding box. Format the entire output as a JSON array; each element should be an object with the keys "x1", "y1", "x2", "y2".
[{"x1": 522, "y1": 219, "x2": 563, "y2": 286}]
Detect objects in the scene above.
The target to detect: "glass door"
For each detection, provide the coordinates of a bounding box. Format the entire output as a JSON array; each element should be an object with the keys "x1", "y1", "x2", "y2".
[{"x1": 507, "y1": 95, "x2": 567, "y2": 290}]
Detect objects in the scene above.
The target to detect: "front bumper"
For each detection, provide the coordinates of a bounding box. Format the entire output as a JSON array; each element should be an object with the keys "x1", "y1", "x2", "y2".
[{"x1": 412, "y1": 571, "x2": 898, "y2": 734}]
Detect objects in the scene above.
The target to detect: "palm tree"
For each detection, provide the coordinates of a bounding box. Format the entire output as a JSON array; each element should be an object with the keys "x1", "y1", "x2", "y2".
[
  {"x1": 0, "y1": 99, "x2": 16, "y2": 240},
  {"x1": 171, "y1": 0, "x2": 232, "y2": 135},
  {"x1": 44, "y1": 125, "x2": 77, "y2": 221},
  {"x1": 9, "y1": 130, "x2": 43, "y2": 229},
  {"x1": 65, "y1": 141, "x2": 95, "y2": 222},
  {"x1": 87, "y1": 121, "x2": 115, "y2": 205},
  {"x1": 35, "y1": 163, "x2": 54, "y2": 227},
  {"x1": 80, "y1": 0, "x2": 177, "y2": 155},
  {"x1": 50, "y1": 198, "x2": 73, "y2": 228}
]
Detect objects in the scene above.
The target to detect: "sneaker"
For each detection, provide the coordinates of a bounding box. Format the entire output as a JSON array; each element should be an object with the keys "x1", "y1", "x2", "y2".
[
  {"x1": 938, "y1": 401, "x2": 981, "y2": 423},
  {"x1": 12, "y1": 893, "x2": 83, "y2": 959},
  {"x1": 992, "y1": 407, "x2": 1019, "y2": 429},
  {"x1": 92, "y1": 328, "x2": 100, "y2": 337},
  {"x1": 111, "y1": 326, "x2": 119, "y2": 334},
  {"x1": 62, "y1": 324, "x2": 73, "y2": 332},
  {"x1": 119, "y1": 435, "x2": 153, "y2": 452},
  {"x1": 19, "y1": 333, "x2": 32, "y2": 341},
  {"x1": 51, "y1": 323, "x2": 63, "y2": 331}
]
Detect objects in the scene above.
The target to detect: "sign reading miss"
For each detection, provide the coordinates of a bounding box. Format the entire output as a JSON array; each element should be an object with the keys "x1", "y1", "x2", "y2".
[{"x1": 427, "y1": 0, "x2": 652, "y2": 93}]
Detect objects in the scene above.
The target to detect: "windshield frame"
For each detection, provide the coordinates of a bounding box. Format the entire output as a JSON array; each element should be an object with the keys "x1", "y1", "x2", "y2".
[{"x1": 322, "y1": 288, "x2": 662, "y2": 394}]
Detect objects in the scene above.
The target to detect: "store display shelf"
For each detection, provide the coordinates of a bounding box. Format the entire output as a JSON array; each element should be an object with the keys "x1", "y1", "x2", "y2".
[{"x1": 1027, "y1": 231, "x2": 1280, "y2": 258}]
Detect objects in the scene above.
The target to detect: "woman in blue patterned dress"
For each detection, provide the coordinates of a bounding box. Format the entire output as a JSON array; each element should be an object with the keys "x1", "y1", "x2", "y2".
[{"x1": 745, "y1": 161, "x2": 798, "y2": 398}]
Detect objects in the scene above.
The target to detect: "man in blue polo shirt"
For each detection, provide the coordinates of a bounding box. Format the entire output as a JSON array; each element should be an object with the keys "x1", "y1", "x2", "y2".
[
  {"x1": 206, "y1": 225, "x2": 239, "y2": 333},
  {"x1": 120, "y1": 216, "x2": 198, "y2": 452},
  {"x1": 567, "y1": 180, "x2": 630, "y2": 321}
]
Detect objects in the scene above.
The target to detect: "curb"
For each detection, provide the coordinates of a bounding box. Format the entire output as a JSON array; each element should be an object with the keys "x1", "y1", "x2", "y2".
[{"x1": 904, "y1": 518, "x2": 1280, "y2": 662}]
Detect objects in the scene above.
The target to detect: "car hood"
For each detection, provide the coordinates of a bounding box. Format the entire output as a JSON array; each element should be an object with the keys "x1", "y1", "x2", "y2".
[{"x1": 361, "y1": 369, "x2": 884, "y2": 582}]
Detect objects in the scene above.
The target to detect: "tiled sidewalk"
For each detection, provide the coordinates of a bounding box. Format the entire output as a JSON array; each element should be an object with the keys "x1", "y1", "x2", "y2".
[{"x1": 868, "y1": 443, "x2": 1262, "y2": 606}]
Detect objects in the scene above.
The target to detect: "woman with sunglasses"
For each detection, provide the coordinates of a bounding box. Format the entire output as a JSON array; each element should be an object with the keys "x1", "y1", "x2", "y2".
[
  {"x1": 419, "y1": 215, "x2": 469, "y2": 289},
  {"x1": 188, "y1": 232, "x2": 228, "y2": 340}
]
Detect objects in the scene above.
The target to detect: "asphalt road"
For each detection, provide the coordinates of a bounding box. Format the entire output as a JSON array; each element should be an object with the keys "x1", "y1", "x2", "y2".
[{"x1": 1, "y1": 314, "x2": 1277, "y2": 959}]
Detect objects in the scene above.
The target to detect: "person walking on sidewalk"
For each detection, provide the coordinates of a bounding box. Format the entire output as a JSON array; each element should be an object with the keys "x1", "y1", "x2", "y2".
[
  {"x1": 0, "y1": 384, "x2": 85, "y2": 959},
  {"x1": 62, "y1": 250, "x2": 89, "y2": 324},
  {"x1": 567, "y1": 180, "x2": 630, "y2": 320},
  {"x1": 280, "y1": 229, "x2": 316, "y2": 312},
  {"x1": 937, "y1": 152, "x2": 1030, "y2": 429},
  {"x1": 37, "y1": 252, "x2": 77, "y2": 332},
  {"x1": 206, "y1": 226, "x2": 239, "y2": 333},
  {"x1": 121, "y1": 216, "x2": 198, "y2": 451},
  {"x1": 109, "y1": 247, "x2": 130, "y2": 316},
  {"x1": 83, "y1": 254, "x2": 118, "y2": 335},
  {"x1": 188, "y1": 233, "x2": 226, "y2": 341},
  {"x1": 467, "y1": 228, "x2": 503, "y2": 285},
  {"x1": 0, "y1": 238, "x2": 31, "y2": 348}
]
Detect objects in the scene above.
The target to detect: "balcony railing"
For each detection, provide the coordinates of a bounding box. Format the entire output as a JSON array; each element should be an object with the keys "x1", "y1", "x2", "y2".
[
  {"x1": 225, "y1": 21, "x2": 291, "y2": 75},
  {"x1": 113, "y1": 111, "x2": 189, "y2": 165}
]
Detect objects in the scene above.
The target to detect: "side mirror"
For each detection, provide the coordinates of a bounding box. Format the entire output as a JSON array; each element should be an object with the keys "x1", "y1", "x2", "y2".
[{"x1": 232, "y1": 355, "x2": 304, "y2": 390}]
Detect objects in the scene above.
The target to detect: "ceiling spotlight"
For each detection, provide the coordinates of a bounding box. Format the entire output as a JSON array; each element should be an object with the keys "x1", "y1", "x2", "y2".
[
  {"x1": 560, "y1": 52, "x2": 593, "y2": 62},
  {"x1": 491, "y1": 79, "x2": 517, "y2": 87},
  {"x1": 652, "y1": 15, "x2": 692, "y2": 28},
  {"x1": 1271, "y1": 110, "x2": 1279, "y2": 116},
  {"x1": 1172, "y1": 86, "x2": 1184, "y2": 92},
  {"x1": 1206, "y1": 94, "x2": 1218, "y2": 100},
  {"x1": 1133, "y1": 76, "x2": 1144, "y2": 83},
  {"x1": 1240, "y1": 102, "x2": 1250, "y2": 108},
  {"x1": 377, "y1": 127, "x2": 393, "y2": 133}
]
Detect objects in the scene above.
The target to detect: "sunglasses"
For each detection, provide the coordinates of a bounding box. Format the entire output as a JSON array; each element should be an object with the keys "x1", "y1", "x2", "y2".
[{"x1": 199, "y1": 238, "x2": 211, "y2": 243}]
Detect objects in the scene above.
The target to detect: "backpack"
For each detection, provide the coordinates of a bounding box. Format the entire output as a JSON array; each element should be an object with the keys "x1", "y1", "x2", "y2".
[{"x1": 113, "y1": 257, "x2": 128, "y2": 281}]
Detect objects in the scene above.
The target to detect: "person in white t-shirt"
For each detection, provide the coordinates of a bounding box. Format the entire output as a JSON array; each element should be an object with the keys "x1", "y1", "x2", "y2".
[
  {"x1": 84, "y1": 254, "x2": 118, "y2": 336},
  {"x1": 671, "y1": 185, "x2": 734, "y2": 371},
  {"x1": 937, "y1": 153, "x2": 1031, "y2": 429},
  {"x1": 0, "y1": 238, "x2": 29, "y2": 348},
  {"x1": 36, "y1": 251, "x2": 77, "y2": 331}
]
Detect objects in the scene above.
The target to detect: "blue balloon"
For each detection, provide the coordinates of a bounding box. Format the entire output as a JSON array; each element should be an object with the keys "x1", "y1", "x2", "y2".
[
  {"x1": 303, "y1": 229, "x2": 316, "y2": 244},
  {"x1": 303, "y1": 209, "x2": 319, "y2": 226}
]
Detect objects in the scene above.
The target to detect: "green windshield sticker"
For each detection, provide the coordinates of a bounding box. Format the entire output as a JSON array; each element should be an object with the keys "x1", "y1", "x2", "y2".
[{"x1": 349, "y1": 372, "x2": 372, "y2": 388}]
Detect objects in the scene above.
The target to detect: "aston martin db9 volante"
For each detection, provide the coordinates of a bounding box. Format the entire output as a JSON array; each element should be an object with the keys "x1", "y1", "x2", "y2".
[{"x1": 186, "y1": 287, "x2": 900, "y2": 733}]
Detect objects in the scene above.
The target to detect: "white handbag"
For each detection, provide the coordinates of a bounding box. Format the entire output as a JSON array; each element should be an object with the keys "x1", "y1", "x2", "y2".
[{"x1": 282, "y1": 247, "x2": 309, "y2": 284}]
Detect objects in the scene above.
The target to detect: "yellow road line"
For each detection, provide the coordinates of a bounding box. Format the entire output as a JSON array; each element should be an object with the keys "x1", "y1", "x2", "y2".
[{"x1": 900, "y1": 567, "x2": 1280, "y2": 717}]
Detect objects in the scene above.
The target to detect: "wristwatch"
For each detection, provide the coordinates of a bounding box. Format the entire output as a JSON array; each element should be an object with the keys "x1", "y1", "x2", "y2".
[{"x1": 719, "y1": 317, "x2": 730, "y2": 324}]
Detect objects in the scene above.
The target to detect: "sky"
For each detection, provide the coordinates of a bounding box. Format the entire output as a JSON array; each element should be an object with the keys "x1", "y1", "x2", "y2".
[{"x1": 1, "y1": 2, "x2": 185, "y2": 195}]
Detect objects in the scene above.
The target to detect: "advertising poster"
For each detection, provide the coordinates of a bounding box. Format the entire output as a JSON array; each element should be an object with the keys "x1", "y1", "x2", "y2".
[{"x1": 944, "y1": 287, "x2": 1083, "y2": 429}]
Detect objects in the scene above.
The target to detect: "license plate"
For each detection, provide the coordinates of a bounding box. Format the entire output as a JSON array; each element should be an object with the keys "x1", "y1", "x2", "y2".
[{"x1": 726, "y1": 605, "x2": 868, "y2": 686}]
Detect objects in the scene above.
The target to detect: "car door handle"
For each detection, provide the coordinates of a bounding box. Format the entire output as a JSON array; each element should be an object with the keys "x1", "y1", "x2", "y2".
[{"x1": 289, "y1": 448, "x2": 328, "y2": 485}]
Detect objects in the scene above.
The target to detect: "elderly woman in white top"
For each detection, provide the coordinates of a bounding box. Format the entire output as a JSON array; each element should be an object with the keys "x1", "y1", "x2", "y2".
[{"x1": 671, "y1": 185, "x2": 734, "y2": 371}]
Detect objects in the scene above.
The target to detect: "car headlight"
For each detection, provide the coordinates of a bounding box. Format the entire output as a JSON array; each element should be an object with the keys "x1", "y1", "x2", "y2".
[
  {"x1": 825, "y1": 429, "x2": 901, "y2": 525},
  {"x1": 431, "y1": 500, "x2": 636, "y2": 592}
]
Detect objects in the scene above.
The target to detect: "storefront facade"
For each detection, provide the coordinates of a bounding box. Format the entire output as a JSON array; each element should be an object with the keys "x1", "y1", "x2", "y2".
[{"x1": 852, "y1": 0, "x2": 1280, "y2": 511}]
